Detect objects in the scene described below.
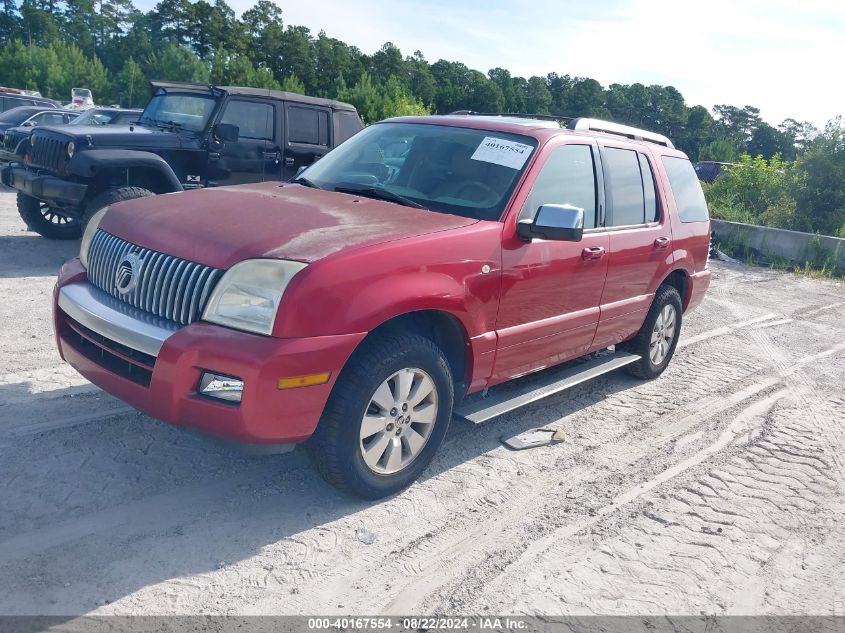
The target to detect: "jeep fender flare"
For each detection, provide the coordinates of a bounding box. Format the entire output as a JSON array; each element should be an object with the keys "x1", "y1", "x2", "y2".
[{"x1": 68, "y1": 150, "x2": 184, "y2": 193}]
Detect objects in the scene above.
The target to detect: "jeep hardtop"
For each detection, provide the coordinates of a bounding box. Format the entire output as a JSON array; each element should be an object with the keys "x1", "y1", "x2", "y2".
[
  {"x1": 2, "y1": 81, "x2": 363, "y2": 239},
  {"x1": 53, "y1": 113, "x2": 711, "y2": 498}
]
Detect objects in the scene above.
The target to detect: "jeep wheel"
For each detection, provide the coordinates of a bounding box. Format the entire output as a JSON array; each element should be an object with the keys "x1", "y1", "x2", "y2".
[
  {"x1": 307, "y1": 331, "x2": 454, "y2": 499},
  {"x1": 82, "y1": 187, "x2": 154, "y2": 231},
  {"x1": 620, "y1": 284, "x2": 683, "y2": 379},
  {"x1": 17, "y1": 193, "x2": 82, "y2": 240}
]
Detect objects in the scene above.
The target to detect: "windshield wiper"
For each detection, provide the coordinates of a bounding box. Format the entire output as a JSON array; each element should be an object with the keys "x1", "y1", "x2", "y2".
[
  {"x1": 292, "y1": 176, "x2": 321, "y2": 189},
  {"x1": 334, "y1": 184, "x2": 426, "y2": 209}
]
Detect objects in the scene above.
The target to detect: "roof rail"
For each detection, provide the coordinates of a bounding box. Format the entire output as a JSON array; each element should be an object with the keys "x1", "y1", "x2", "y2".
[
  {"x1": 448, "y1": 110, "x2": 574, "y2": 124},
  {"x1": 566, "y1": 117, "x2": 674, "y2": 148}
]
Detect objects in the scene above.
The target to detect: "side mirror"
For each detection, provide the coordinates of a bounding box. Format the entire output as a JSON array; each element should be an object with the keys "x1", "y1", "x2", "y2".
[
  {"x1": 214, "y1": 123, "x2": 239, "y2": 143},
  {"x1": 517, "y1": 204, "x2": 584, "y2": 242},
  {"x1": 295, "y1": 165, "x2": 308, "y2": 178},
  {"x1": 21, "y1": 121, "x2": 35, "y2": 127}
]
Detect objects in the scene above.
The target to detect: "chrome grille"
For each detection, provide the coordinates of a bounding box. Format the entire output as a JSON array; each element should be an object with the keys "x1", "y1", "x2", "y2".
[
  {"x1": 87, "y1": 230, "x2": 223, "y2": 325},
  {"x1": 28, "y1": 133, "x2": 65, "y2": 172}
]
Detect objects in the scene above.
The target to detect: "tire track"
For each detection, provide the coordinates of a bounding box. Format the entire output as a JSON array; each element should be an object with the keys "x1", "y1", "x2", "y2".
[{"x1": 371, "y1": 341, "x2": 845, "y2": 613}]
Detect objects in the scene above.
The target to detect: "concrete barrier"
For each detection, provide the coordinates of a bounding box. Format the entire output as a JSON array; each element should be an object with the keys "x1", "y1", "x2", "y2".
[{"x1": 711, "y1": 219, "x2": 845, "y2": 269}]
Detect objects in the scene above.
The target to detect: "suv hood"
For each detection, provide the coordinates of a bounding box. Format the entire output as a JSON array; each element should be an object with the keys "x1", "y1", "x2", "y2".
[
  {"x1": 99, "y1": 182, "x2": 479, "y2": 269},
  {"x1": 34, "y1": 124, "x2": 194, "y2": 150}
]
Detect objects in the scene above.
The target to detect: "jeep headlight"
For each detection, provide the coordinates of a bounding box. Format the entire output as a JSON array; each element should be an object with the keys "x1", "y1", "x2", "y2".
[
  {"x1": 79, "y1": 206, "x2": 109, "y2": 269},
  {"x1": 66, "y1": 141, "x2": 75, "y2": 158},
  {"x1": 202, "y1": 260, "x2": 307, "y2": 336}
]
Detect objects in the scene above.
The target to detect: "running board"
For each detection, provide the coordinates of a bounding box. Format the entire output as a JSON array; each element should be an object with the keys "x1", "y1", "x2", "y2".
[{"x1": 454, "y1": 352, "x2": 641, "y2": 424}]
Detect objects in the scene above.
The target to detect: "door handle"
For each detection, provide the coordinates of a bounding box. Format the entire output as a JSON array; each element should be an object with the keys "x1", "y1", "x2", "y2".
[
  {"x1": 262, "y1": 151, "x2": 281, "y2": 160},
  {"x1": 284, "y1": 157, "x2": 295, "y2": 166},
  {"x1": 654, "y1": 237, "x2": 670, "y2": 250},
  {"x1": 581, "y1": 246, "x2": 606, "y2": 261}
]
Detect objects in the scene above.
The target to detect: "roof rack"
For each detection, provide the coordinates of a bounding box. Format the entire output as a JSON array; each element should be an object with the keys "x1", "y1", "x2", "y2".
[
  {"x1": 566, "y1": 117, "x2": 674, "y2": 148},
  {"x1": 448, "y1": 110, "x2": 574, "y2": 124}
]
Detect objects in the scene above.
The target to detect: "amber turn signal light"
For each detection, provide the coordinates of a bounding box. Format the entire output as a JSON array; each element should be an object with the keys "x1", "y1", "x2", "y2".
[{"x1": 277, "y1": 372, "x2": 331, "y2": 389}]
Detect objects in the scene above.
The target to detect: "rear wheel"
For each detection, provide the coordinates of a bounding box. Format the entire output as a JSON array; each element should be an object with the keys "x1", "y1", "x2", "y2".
[
  {"x1": 17, "y1": 193, "x2": 82, "y2": 240},
  {"x1": 82, "y1": 187, "x2": 154, "y2": 231},
  {"x1": 620, "y1": 284, "x2": 683, "y2": 379},
  {"x1": 307, "y1": 331, "x2": 453, "y2": 499}
]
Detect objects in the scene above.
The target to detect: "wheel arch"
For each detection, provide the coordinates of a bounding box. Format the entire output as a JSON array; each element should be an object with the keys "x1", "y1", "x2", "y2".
[
  {"x1": 659, "y1": 268, "x2": 691, "y2": 311},
  {"x1": 356, "y1": 309, "x2": 472, "y2": 402},
  {"x1": 69, "y1": 150, "x2": 183, "y2": 194}
]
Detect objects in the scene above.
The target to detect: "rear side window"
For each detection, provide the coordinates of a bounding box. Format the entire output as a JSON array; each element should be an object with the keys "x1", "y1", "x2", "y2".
[
  {"x1": 662, "y1": 156, "x2": 709, "y2": 222},
  {"x1": 220, "y1": 100, "x2": 274, "y2": 141},
  {"x1": 604, "y1": 147, "x2": 664, "y2": 226},
  {"x1": 604, "y1": 147, "x2": 646, "y2": 226},
  {"x1": 334, "y1": 110, "x2": 363, "y2": 143},
  {"x1": 288, "y1": 106, "x2": 329, "y2": 146},
  {"x1": 640, "y1": 154, "x2": 658, "y2": 222},
  {"x1": 519, "y1": 144, "x2": 598, "y2": 228}
]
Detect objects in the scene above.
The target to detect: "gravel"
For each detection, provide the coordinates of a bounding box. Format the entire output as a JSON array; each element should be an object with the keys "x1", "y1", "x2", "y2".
[{"x1": 0, "y1": 192, "x2": 843, "y2": 616}]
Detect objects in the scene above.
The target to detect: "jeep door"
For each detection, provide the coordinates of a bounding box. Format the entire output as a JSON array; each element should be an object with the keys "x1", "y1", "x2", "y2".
[
  {"x1": 209, "y1": 97, "x2": 282, "y2": 185},
  {"x1": 592, "y1": 143, "x2": 673, "y2": 348},
  {"x1": 492, "y1": 141, "x2": 610, "y2": 384},
  {"x1": 282, "y1": 103, "x2": 332, "y2": 180}
]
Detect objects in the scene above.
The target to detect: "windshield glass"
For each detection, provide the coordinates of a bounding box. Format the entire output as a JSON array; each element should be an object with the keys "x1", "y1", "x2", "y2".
[
  {"x1": 301, "y1": 122, "x2": 538, "y2": 220},
  {"x1": 0, "y1": 108, "x2": 38, "y2": 124},
  {"x1": 71, "y1": 110, "x2": 121, "y2": 126},
  {"x1": 140, "y1": 93, "x2": 216, "y2": 132}
]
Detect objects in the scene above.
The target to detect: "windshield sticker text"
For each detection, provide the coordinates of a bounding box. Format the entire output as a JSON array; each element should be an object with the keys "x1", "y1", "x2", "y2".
[{"x1": 471, "y1": 137, "x2": 533, "y2": 170}]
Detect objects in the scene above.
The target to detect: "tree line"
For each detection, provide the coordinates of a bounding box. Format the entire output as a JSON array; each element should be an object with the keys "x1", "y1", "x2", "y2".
[
  {"x1": 0, "y1": 0, "x2": 823, "y2": 162},
  {"x1": 2, "y1": 0, "x2": 843, "y2": 237}
]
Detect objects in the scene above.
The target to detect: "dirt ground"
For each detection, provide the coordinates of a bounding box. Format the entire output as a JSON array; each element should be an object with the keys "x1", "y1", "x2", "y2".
[{"x1": 0, "y1": 192, "x2": 843, "y2": 617}]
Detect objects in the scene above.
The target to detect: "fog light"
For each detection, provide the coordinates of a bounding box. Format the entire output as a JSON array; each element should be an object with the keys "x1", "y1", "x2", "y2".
[{"x1": 199, "y1": 372, "x2": 243, "y2": 403}]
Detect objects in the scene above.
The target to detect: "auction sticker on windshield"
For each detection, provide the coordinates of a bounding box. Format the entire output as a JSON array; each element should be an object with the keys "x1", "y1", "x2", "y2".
[{"x1": 471, "y1": 136, "x2": 533, "y2": 170}]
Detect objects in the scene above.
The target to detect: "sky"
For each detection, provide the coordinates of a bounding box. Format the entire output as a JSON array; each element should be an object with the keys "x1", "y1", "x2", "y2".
[{"x1": 143, "y1": 0, "x2": 845, "y2": 128}]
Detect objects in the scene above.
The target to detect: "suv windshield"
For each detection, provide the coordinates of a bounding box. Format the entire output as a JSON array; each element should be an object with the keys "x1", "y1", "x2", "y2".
[
  {"x1": 301, "y1": 122, "x2": 538, "y2": 220},
  {"x1": 139, "y1": 93, "x2": 216, "y2": 132},
  {"x1": 71, "y1": 109, "x2": 126, "y2": 126}
]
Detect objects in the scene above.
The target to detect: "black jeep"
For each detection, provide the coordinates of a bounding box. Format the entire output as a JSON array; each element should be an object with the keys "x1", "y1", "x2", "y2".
[{"x1": 1, "y1": 81, "x2": 363, "y2": 239}]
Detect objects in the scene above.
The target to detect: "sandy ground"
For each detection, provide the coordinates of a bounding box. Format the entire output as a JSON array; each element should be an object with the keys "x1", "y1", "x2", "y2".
[{"x1": 0, "y1": 192, "x2": 843, "y2": 617}]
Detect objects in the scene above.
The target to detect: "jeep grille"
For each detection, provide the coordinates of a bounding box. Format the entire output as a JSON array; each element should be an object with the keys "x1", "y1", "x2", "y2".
[
  {"x1": 3, "y1": 129, "x2": 25, "y2": 152},
  {"x1": 28, "y1": 132, "x2": 65, "y2": 172},
  {"x1": 87, "y1": 230, "x2": 224, "y2": 326}
]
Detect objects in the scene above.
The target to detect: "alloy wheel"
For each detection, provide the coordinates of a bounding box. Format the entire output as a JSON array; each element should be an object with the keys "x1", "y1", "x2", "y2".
[
  {"x1": 359, "y1": 367, "x2": 438, "y2": 475},
  {"x1": 649, "y1": 304, "x2": 677, "y2": 366}
]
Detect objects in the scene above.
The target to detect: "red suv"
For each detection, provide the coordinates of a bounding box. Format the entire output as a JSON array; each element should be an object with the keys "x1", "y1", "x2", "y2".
[{"x1": 53, "y1": 114, "x2": 711, "y2": 498}]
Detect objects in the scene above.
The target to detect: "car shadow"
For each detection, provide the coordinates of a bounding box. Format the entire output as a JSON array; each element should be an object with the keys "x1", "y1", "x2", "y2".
[
  {"x1": 0, "y1": 233, "x2": 79, "y2": 279},
  {"x1": 0, "y1": 368, "x2": 639, "y2": 615}
]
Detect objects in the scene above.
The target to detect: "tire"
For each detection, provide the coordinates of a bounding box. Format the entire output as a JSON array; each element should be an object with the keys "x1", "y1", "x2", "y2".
[
  {"x1": 82, "y1": 187, "x2": 154, "y2": 231},
  {"x1": 307, "y1": 331, "x2": 454, "y2": 499},
  {"x1": 17, "y1": 193, "x2": 82, "y2": 240},
  {"x1": 619, "y1": 284, "x2": 683, "y2": 379}
]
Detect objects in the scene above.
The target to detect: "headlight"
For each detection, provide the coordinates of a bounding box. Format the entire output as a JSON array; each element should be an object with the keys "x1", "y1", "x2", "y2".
[
  {"x1": 202, "y1": 259, "x2": 307, "y2": 336},
  {"x1": 66, "y1": 141, "x2": 75, "y2": 158},
  {"x1": 79, "y1": 206, "x2": 109, "y2": 269}
]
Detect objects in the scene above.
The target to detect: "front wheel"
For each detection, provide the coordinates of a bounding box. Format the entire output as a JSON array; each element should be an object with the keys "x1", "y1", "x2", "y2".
[
  {"x1": 620, "y1": 284, "x2": 683, "y2": 379},
  {"x1": 17, "y1": 193, "x2": 82, "y2": 240},
  {"x1": 307, "y1": 331, "x2": 454, "y2": 499},
  {"x1": 81, "y1": 187, "x2": 154, "y2": 231}
]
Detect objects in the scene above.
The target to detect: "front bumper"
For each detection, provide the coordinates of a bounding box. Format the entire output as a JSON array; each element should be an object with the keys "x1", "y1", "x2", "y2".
[
  {"x1": 2, "y1": 164, "x2": 87, "y2": 206},
  {"x1": 54, "y1": 259, "x2": 366, "y2": 444}
]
